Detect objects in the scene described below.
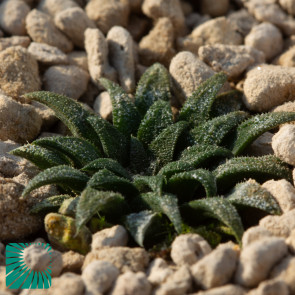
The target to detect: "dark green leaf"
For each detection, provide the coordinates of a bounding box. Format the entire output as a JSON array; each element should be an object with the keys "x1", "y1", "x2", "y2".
[
  {"x1": 125, "y1": 210, "x2": 162, "y2": 247},
  {"x1": 30, "y1": 194, "x2": 72, "y2": 215},
  {"x1": 179, "y1": 72, "x2": 227, "y2": 126},
  {"x1": 136, "y1": 192, "x2": 182, "y2": 233},
  {"x1": 87, "y1": 115, "x2": 129, "y2": 165},
  {"x1": 129, "y1": 136, "x2": 150, "y2": 174},
  {"x1": 149, "y1": 121, "x2": 189, "y2": 167},
  {"x1": 24, "y1": 91, "x2": 100, "y2": 147},
  {"x1": 10, "y1": 144, "x2": 70, "y2": 170},
  {"x1": 133, "y1": 175, "x2": 166, "y2": 195},
  {"x1": 232, "y1": 112, "x2": 295, "y2": 155},
  {"x1": 22, "y1": 165, "x2": 89, "y2": 197},
  {"x1": 87, "y1": 169, "x2": 139, "y2": 197},
  {"x1": 211, "y1": 90, "x2": 245, "y2": 117},
  {"x1": 179, "y1": 144, "x2": 233, "y2": 168},
  {"x1": 158, "y1": 161, "x2": 195, "y2": 178},
  {"x1": 226, "y1": 180, "x2": 281, "y2": 215},
  {"x1": 214, "y1": 155, "x2": 292, "y2": 192},
  {"x1": 81, "y1": 158, "x2": 131, "y2": 180},
  {"x1": 167, "y1": 169, "x2": 217, "y2": 200},
  {"x1": 184, "y1": 197, "x2": 244, "y2": 244},
  {"x1": 33, "y1": 136, "x2": 101, "y2": 168},
  {"x1": 100, "y1": 78, "x2": 141, "y2": 136},
  {"x1": 135, "y1": 63, "x2": 171, "y2": 116},
  {"x1": 190, "y1": 111, "x2": 249, "y2": 146},
  {"x1": 137, "y1": 100, "x2": 173, "y2": 145},
  {"x1": 59, "y1": 197, "x2": 79, "y2": 217},
  {"x1": 76, "y1": 187, "x2": 125, "y2": 231}
]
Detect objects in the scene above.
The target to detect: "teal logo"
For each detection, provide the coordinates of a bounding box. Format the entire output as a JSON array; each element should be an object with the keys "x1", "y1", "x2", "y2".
[{"x1": 6, "y1": 243, "x2": 52, "y2": 289}]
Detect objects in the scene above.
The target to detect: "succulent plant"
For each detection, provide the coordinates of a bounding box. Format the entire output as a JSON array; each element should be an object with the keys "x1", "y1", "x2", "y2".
[{"x1": 11, "y1": 63, "x2": 295, "y2": 251}]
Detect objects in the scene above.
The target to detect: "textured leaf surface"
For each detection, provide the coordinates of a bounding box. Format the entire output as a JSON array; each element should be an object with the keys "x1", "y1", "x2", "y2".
[
  {"x1": 30, "y1": 194, "x2": 72, "y2": 214},
  {"x1": 59, "y1": 197, "x2": 79, "y2": 217},
  {"x1": 34, "y1": 136, "x2": 101, "y2": 168},
  {"x1": 135, "y1": 63, "x2": 171, "y2": 116},
  {"x1": 226, "y1": 180, "x2": 281, "y2": 215},
  {"x1": 167, "y1": 169, "x2": 217, "y2": 200},
  {"x1": 87, "y1": 115, "x2": 129, "y2": 165},
  {"x1": 190, "y1": 111, "x2": 249, "y2": 146},
  {"x1": 125, "y1": 210, "x2": 162, "y2": 247},
  {"x1": 232, "y1": 112, "x2": 295, "y2": 155},
  {"x1": 10, "y1": 144, "x2": 70, "y2": 169},
  {"x1": 214, "y1": 155, "x2": 292, "y2": 192},
  {"x1": 81, "y1": 158, "x2": 131, "y2": 179},
  {"x1": 76, "y1": 187, "x2": 125, "y2": 230},
  {"x1": 129, "y1": 136, "x2": 150, "y2": 174},
  {"x1": 158, "y1": 161, "x2": 195, "y2": 178},
  {"x1": 179, "y1": 72, "x2": 227, "y2": 126},
  {"x1": 133, "y1": 175, "x2": 166, "y2": 195},
  {"x1": 22, "y1": 165, "x2": 89, "y2": 197},
  {"x1": 149, "y1": 121, "x2": 189, "y2": 167},
  {"x1": 211, "y1": 90, "x2": 244, "y2": 117},
  {"x1": 87, "y1": 169, "x2": 139, "y2": 197},
  {"x1": 137, "y1": 100, "x2": 173, "y2": 145},
  {"x1": 179, "y1": 144, "x2": 233, "y2": 168},
  {"x1": 100, "y1": 78, "x2": 141, "y2": 136},
  {"x1": 184, "y1": 197, "x2": 244, "y2": 243},
  {"x1": 137, "y1": 192, "x2": 182, "y2": 233},
  {"x1": 24, "y1": 91, "x2": 100, "y2": 146}
]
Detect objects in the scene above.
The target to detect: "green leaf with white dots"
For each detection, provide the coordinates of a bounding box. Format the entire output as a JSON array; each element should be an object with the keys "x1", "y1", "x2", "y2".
[
  {"x1": 179, "y1": 72, "x2": 227, "y2": 126},
  {"x1": 135, "y1": 63, "x2": 171, "y2": 116},
  {"x1": 129, "y1": 136, "x2": 150, "y2": 174},
  {"x1": 158, "y1": 161, "x2": 195, "y2": 179},
  {"x1": 22, "y1": 165, "x2": 89, "y2": 197},
  {"x1": 133, "y1": 175, "x2": 166, "y2": 195},
  {"x1": 10, "y1": 144, "x2": 71, "y2": 169},
  {"x1": 100, "y1": 78, "x2": 141, "y2": 137}
]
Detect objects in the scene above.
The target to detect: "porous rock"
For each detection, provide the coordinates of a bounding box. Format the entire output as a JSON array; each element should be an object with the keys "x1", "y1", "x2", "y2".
[
  {"x1": 146, "y1": 258, "x2": 174, "y2": 286},
  {"x1": 93, "y1": 91, "x2": 113, "y2": 121},
  {"x1": 37, "y1": 0, "x2": 78, "y2": 17},
  {"x1": 142, "y1": 0, "x2": 186, "y2": 36},
  {"x1": 269, "y1": 255, "x2": 295, "y2": 294},
  {"x1": 245, "y1": 23, "x2": 283, "y2": 61},
  {"x1": 154, "y1": 265, "x2": 192, "y2": 295},
  {"x1": 280, "y1": 0, "x2": 295, "y2": 16},
  {"x1": 259, "y1": 208, "x2": 295, "y2": 237},
  {"x1": 273, "y1": 46, "x2": 295, "y2": 67},
  {"x1": 67, "y1": 51, "x2": 88, "y2": 71},
  {"x1": 262, "y1": 179, "x2": 295, "y2": 212},
  {"x1": 243, "y1": 65, "x2": 295, "y2": 112},
  {"x1": 139, "y1": 17, "x2": 175, "y2": 67},
  {"x1": 194, "y1": 284, "x2": 246, "y2": 295},
  {"x1": 110, "y1": 271, "x2": 151, "y2": 295},
  {"x1": 49, "y1": 272, "x2": 85, "y2": 295},
  {"x1": 107, "y1": 26, "x2": 136, "y2": 93},
  {"x1": 0, "y1": 36, "x2": 31, "y2": 51},
  {"x1": 286, "y1": 228, "x2": 295, "y2": 254},
  {"x1": 169, "y1": 51, "x2": 215, "y2": 103},
  {"x1": 28, "y1": 42, "x2": 69, "y2": 65},
  {"x1": 200, "y1": 0, "x2": 229, "y2": 17},
  {"x1": 198, "y1": 44, "x2": 265, "y2": 79},
  {"x1": 0, "y1": 46, "x2": 40, "y2": 100},
  {"x1": 242, "y1": 226, "x2": 273, "y2": 248},
  {"x1": 43, "y1": 65, "x2": 89, "y2": 100},
  {"x1": 247, "y1": 279, "x2": 289, "y2": 295},
  {"x1": 246, "y1": 132, "x2": 274, "y2": 156},
  {"x1": 272, "y1": 124, "x2": 295, "y2": 166},
  {"x1": 82, "y1": 260, "x2": 119, "y2": 294},
  {"x1": 0, "y1": 0, "x2": 30, "y2": 36},
  {"x1": 191, "y1": 242, "x2": 239, "y2": 289},
  {"x1": 83, "y1": 247, "x2": 149, "y2": 273},
  {"x1": 85, "y1": 0, "x2": 129, "y2": 34},
  {"x1": 31, "y1": 101, "x2": 57, "y2": 131},
  {"x1": 170, "y1": 233, "x2": 212, "y2": 266},
  {"x1": 91, "y1": 225, "x2": 128, "y2": 251},
  {"x1": 62, "y1": 250, "x2": 85, "y2": 273},
  {"x1": 54, "y1": 7, "x2": 96, "y2": 48},
  {"x1": 177, "y1": 17, "x2": 243, "y2": 55},
  {"x1": 26, "y1": 9, "x2": 73, "y2": 53},
  {"x1": 0, "y1": 242, "x2": 5, "y2": 266},
  {"x1": 234, "y1": 237, "x2": 288, "y2": 288},
  {"x1": 0, "y1": 94, "x2": 42, "y2": 143},
  {"x1": 127, "y1": 14, "x2": 150, "y2": 42}
]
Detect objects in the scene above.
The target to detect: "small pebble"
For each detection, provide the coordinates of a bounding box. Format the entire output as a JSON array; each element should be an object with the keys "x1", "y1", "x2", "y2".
[
  {"x1": 37, "y1": 0, "x2": 78, "y2": 17},
  {"x1": 242, "y1": 226, "x2": 273, "y2": 248},
  {"x1": 0, "y1": 36, "x2": 31, "y2": 51},
  {"x1": 247, "y1": 279, "x2": 289, "y2": 295},
  {"x1": 93, "y1": 91, "x2": 113, "y2": 121},
  {"x1": 67, "y1": 51, "x2": 88, "y2": 71},
  {"x1": 62, "y1": 250, "x2": 85, "y2": 273},
  {"x1": 200, "y1": 0, "x2": 229, "y2": 17},
  {"x1": 146, "y1": 258, "x2": 173, "y2": 286},
  {"x1": 194, "y1": 284, "x2": 246, "y2": 295}
]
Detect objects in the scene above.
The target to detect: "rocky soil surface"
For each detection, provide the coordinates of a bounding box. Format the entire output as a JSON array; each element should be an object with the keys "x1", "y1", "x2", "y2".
[{"x1": 2, "y1": 0, "x2": 295, "y2": 294}]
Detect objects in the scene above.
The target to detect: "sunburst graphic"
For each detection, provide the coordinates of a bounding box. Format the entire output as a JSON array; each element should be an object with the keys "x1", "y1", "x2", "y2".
[{"x1": 6, "y1": 243, "x2": 52, "y2": 289}]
